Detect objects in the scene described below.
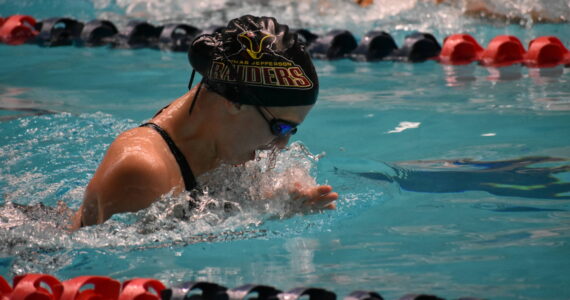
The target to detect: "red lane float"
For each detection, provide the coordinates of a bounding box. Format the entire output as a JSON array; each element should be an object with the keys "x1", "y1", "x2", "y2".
[
  {"x1": 439, "y1": 34, "x2": 484, "y2": 65},
  {"x1": 524, "y1": 36, "x2": 569, "y2": 68},
  {"x1": 1, "y1": 276, "x2": 12, "y2": 299},
  {"x1": 10, "y1": 274, "x2": 63, "y2": 300},
  {"x1": 60, "y1": 276, "x2": 121, "y2": 300},
  {"x1": 118, "y1": 279, "x2": 165, "y2": 300},
  {"x1": 1, "y1": 275, "x2": 166, "y2": 300},
  {"x1": 0, "y1": 15, "x2": 38, "y2": 45},
  {"x1": 480, "y1": 35, "x2": 526, "y2": 67}
]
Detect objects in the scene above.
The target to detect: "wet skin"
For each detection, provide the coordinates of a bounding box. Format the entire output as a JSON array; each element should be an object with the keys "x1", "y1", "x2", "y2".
[{"x1": 72, "y1": 85, "x2": 337, "y2": 229}]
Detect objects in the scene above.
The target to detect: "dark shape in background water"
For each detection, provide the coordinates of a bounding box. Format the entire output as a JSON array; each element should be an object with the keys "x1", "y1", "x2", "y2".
[{"x1": 356, "y1": 156, "x2": 570, "y2": 200}]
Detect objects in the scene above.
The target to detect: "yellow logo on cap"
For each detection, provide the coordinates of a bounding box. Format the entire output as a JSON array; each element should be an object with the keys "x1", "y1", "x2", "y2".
[
  {"x1": 237, "y1": 31, "x2": 276, "y2": 60},
  {"x1": 210, "y1": 29, "x2": 313, "y2": 90}
]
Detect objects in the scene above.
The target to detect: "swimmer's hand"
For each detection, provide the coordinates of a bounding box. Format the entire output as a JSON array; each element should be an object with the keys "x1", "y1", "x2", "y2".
[{"x1": 291, "y1": 183, "x2": 338, "y2": 211}]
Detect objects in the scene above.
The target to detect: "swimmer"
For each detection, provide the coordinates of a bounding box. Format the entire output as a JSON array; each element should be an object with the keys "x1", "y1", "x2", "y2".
[
  {"x1": 72, "y1": 15, "x2": 338, "y2": 229},
  {"x1": 436, "y1": 0, "x2": 568, "y2": 23},
  {"x1": 354, "y1": 0, "x2": 568, "y2": 23}
]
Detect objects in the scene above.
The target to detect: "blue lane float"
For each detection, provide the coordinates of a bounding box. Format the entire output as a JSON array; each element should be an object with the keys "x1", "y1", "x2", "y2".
[
  {"x1": 35, "y1": 17, "x2": 84, "y2": 47},
  {"x1": 280, "y1": 287, "x2": 337, "y2": 300},
  {"x1": 345, "y1": 290, "x2": 385, "y2": 300},
  {"x1": 112, "y1": 20, "x2": 162, "y2": 49},
  {"x1": 397, "y1": 294, "x2": 444, "y2": 300},
  {"x1": 79, "y1": 20, "x2": 118, "y2": 47},
  {"x1": 308, "y1": 29, "x2": 358, "y2": 60},
  {"x1": 161, "y1": 281, "x2": 229, "y2": 300},
  {"x1": 292, "y1": 28, "x2": 319, "y2": 47},
  {"x1": 387, "y1": 32, "x2": 442, "y2": 62},
  {"x1": 226, "y1": 284, "x2": 282, "y2": 300},
  {"x1": 158, "y1": 23, "x2": 200, "y2": 52},
  {"x1": 349, "y1": 30, "x2": 398, "y2": 62}
]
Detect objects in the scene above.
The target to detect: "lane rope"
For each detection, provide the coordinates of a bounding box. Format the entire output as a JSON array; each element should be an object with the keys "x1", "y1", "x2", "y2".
[
  {"x1": 1, "y1": 15, "x2": 569, "y2": 68},
  {"x1": 0, "y1": 273, "x2": 483, "y2": 300}
]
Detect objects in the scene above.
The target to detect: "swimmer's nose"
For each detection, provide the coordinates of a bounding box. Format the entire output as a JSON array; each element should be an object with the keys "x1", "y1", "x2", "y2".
[
  {"x1": 257, "y1": 144, "x2": 274, "y2": 151},
  {"x1": 258, "y1": 135, "x2": 290, "y2": 151},
  {"x1": 273, "y1": 135, "x2": 291, "y2": 149}
]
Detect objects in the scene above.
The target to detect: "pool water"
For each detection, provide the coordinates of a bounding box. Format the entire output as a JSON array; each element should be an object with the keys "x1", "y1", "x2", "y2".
[{"x1": 1, "y1": 1, "x2": 570, "y2": 299}]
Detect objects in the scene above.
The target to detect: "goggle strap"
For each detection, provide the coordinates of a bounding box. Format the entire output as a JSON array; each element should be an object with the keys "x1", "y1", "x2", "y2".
[
  {"x1": 187, "y1": 69, "x2": 196, "y2": 91},
  {"x1": 188, "y1": 69, "x2": 204, "y2": 117}
]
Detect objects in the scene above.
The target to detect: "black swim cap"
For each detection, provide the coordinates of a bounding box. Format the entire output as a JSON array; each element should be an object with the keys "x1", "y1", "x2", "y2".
[{"x1": 188, "y1": 15, "x2": 319, "y2": 107}]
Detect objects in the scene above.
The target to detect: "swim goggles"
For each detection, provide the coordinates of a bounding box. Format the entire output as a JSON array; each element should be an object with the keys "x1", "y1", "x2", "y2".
[{"x1": 254, "y1": 105, "x2": 298, "y2": 137}]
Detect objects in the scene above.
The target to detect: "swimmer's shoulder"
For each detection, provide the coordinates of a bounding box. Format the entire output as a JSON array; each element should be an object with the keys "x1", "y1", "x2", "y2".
[
  {"x1": 83, "y1": 127, "x2": 179, "y2": 225},
  {"x1": 94, "y1": 127, "x2": 176, "y2": 192}
]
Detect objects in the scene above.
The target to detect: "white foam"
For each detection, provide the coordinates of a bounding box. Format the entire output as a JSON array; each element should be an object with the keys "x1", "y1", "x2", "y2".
[
  {"x1": 387, "y1": 121, "x2": 421, "y2": 133},
  {"x1": 92, "y1": 0, "x2": 569, "y2": 37}
]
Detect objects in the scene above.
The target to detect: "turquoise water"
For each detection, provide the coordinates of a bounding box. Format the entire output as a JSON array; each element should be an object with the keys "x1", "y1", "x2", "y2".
[{"x1": 2, "y1": 1, "x2": 570, "y2": 299}]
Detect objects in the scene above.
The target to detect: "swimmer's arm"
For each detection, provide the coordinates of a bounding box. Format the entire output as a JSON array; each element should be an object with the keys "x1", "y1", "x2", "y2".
[{"x1": 75, "y1": 154, "x2": 172, "y2": 228}]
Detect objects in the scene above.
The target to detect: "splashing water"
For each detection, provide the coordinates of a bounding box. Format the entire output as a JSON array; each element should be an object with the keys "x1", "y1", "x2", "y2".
[
  {"x1": 0, "y1": 112, "x2": 354, "y2": 274},
  {"x1": 89, "y1": 0, "x2": 570, "y2": 37}
]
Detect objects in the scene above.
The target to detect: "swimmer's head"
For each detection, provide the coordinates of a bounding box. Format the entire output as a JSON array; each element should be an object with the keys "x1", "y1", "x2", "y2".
[{"x1": 188, "y1": 15, "x2": 319, "y2": 107}]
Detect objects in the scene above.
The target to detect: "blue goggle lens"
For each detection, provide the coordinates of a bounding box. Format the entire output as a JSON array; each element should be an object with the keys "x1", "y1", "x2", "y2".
[{"x1": 272, "y1": 121, "x2": 298, "y2": 137}]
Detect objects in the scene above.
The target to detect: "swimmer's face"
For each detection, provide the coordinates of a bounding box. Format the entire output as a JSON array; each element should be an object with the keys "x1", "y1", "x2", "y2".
[{"x1": 221, "y1": 103, "x2": 313, "y2": 164}]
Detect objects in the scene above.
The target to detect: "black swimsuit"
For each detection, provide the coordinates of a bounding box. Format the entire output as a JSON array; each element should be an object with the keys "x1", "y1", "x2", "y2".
[{"x1": 140, "y1": 122, "x2": 197, "y2": 191}]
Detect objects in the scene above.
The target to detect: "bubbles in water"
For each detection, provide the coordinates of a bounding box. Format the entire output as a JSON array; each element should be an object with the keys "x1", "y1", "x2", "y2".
[
  {"x1": 0, "y1": 110, "x2": 335, "y2": 272},
  {"x1": 0, "y1": 111, "x2": 389, "y2": 277}
]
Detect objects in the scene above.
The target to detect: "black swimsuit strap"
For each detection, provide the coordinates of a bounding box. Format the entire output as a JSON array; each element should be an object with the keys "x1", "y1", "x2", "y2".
[{"x1": 140, "y1": 122, "x2": 197, "y2": 191}]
